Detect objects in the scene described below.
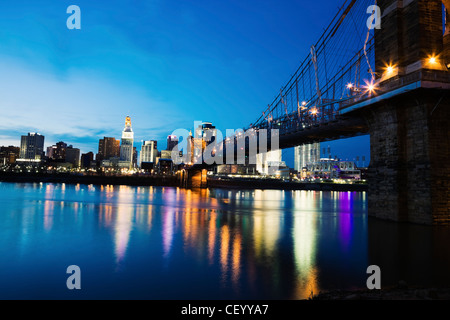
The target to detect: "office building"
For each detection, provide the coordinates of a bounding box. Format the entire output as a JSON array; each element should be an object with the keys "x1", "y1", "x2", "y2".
[
  {"x1": 167, "y1": 135, "x2": 178, "y2": 151},
  {"x1": 306, "y1": 159, "x2": 361, "y2": 180},
  {"x1": 19, "y1": 133, "x2": 45, "y2": 161},
  {"x1": 140, "y1": 140, "x2": 158, "y2": 167},
  {"x1": 195, "y1": 122, "x2": 217, "y2": 146},
  {"x1": 294, "y1": 142, "x2": 320, "y2": 172},
  {"x1": 119, "y1": 116, "x2": 134, "y2": 168},
  {"x1": 133, "y1": 147, "x2": 138, "y2": 168},
  {"x1": 97, "y1": 137, "x2": 120, "y2": 162},
  {"x1": 0, "y1": 146, "x2": 20, "y2": 165},
  {"x1": 66, "y1": 146, "x2": 80, "y2": 167},
  {"x1": 81, "y1": 152, "x2": 94, "y2": 168},
  {"x1": 54, "y1": 141, "x2": 68, "y2": 161},
  {"x1": 256, "y1": 149, "x2": 287, "y2": 176}
]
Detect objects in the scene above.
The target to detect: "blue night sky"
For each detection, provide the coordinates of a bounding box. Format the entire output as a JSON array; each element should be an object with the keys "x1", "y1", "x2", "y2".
[{"x1": 0, "y1": 0, "x2": 370, "y2": 167}]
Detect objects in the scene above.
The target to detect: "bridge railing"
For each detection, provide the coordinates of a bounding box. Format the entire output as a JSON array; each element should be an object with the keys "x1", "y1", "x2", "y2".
[
  {"x1": 250, "y1": 97, "x2": 361, "y2": 135},
  {"x1": 339, "y1": 69, "x2": 450, "y2": 112},
  {"x1": 250, "y1": 0, "x2": 376, "y2": 133}
]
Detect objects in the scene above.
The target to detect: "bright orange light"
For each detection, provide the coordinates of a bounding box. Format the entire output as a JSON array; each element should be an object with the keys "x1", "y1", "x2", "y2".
[
  {"x1": 347, "y1": 83, "x2": 353, "y2": 89},
  {"x1": 386, "y1": 65, "x2": 395, "y2": 74},
  {"x1": 310, "y1": 107, "x2": 318, "y2": 115},
  {"x1": 429, "y1": 56, "x2": 437, "y2": 64},
  {"x1": 363, "y1": 79, "x2": 379, "y2": 95}
]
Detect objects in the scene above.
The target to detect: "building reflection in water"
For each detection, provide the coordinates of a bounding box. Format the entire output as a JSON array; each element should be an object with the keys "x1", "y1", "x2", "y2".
[
  {"x1": 292, "y1": 191, "x2": 319, "y2": 299},
  {"x1": 4, "y1": 182, "x2": 450, "y2": 299},
  {"x1": 113, "y1": 186, "x2": 134, "y2": 269},
  {"x1": 231, "y1": 232, "x2": 242, "y2": 287},
  {"x1": 36, "y1": 184, "x2": 366, "y2": 297},
  {"x1": 162, "y1": 202, "x2": 175, "y2": 260},
  {"x1": 43, "y1": 184, "x2": 55, "y2": 231},
  {"x1": 252, "y1": 190, "x2": 282, "y2": 259},
  {"x1": 220, "y1": 225, "x2": 230, "y2": 283},
  {"x1": 35, "y1": 184, "x2": 365, "y2": 296},
  {"x1": 162, "y1": 208, "x2": 175, "y2": 259},
  {"x1": 338, "y1": 192, "x2": 353, "y2": 252},
  {"x1": 208, "y1": 212, "x2": 217, "y2": 265}
]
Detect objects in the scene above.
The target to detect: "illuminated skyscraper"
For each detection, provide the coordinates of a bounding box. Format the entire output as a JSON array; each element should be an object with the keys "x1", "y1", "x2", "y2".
[
  {"x1": 120, "y1": 116, "x2": 134, "y2": 168},
  {"x1": 19, "y1": 133, "x2": 45, "y2": 161},
  {"x1": 140, "y1": 140, "x2": 158, "y2": 167},
  {"x1": 294, "y1": 143, "x2": 320, "y2": 172}
]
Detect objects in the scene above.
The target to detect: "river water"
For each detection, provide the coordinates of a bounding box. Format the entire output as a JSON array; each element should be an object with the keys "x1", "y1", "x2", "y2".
[{"x1": 0, "y1": 182, "x2": 449, "y2": 299}]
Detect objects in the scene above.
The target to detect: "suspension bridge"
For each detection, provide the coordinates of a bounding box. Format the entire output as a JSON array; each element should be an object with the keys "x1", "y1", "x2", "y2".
[{"x1": 183, "y1": 0, "x2": 450, "y2": 225}]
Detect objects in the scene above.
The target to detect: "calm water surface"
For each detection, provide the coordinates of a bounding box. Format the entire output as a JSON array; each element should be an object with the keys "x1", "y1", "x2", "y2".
[{"x1": 0, "y1": 182, "x2": 449, "y2": 299}]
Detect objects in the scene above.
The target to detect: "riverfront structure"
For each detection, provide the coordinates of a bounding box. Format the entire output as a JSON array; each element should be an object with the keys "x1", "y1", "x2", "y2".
[
  {"x1": 140, "y1": 140, "x2": 158, "y2": 168},
  {"x1": 97, "y1": 137, "x2": 120, "y2": 162},
  {"x1": 294, "y1": 143, "x2": 320, "y2": 173},
  {"x1": 18, "y1": 133, "x2": 45, "y2": 162},
  {"x1": 120, "y1": 116, "x2": 134, "y2": 169}
]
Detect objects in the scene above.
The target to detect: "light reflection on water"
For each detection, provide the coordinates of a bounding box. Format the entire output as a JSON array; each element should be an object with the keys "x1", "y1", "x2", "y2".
[{"x1": 0, "y1": 182, "x2": 448, "y2": 299}]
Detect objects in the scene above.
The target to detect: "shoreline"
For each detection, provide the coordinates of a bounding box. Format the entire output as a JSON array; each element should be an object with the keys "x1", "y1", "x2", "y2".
[
  {"x1": 207, "y1": 177, "x2": 368, "y2": 192},
  {"x1": 0, "y1": 172, "x2": 368, "y2": 192},
  {"x1": 310, "y1": 285, "x2": 450, "y2": 300},
  {"x1": 0, "y1": 172, "x2": 179, "y2": 187}
]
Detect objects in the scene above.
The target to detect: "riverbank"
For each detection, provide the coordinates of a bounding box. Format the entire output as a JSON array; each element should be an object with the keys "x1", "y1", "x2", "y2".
[
  {"x1": 207, "y1": 177, "x2": 368, "y2": 192},
  {"x1": 0, "y1": 172, "x2": 368, "y2": 192},
  {"x1": 311, "y1": 284, "x2": 450, "y2": 300},
  {"x1": 0, "y1": 172, "x2": 179, "y2": 187}
]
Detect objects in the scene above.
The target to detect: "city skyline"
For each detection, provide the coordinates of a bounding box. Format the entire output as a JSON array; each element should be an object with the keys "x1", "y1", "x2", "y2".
[
  {"x1": 0, "y1": 0, "x2": 370, "y2": 168},
  {"x1": 1, "y1": 0, "x2": 448, "y2": 303},
  {"x1": 5, "y1": 119, "x2": 370, "y2": 168}
]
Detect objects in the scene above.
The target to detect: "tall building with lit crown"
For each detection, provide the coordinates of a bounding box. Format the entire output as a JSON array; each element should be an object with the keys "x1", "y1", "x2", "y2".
[{"x1": 120, "y1": 116, "x2": 134, "y2": 168}]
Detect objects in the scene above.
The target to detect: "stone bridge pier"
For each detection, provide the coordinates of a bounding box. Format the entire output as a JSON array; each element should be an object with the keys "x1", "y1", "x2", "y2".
[
  {"x1": 177, "y1": 168, "x2": 208, "y2": 189},
  {"x1": 366, "y1": 0, "x2": 450, "y2": 224},
  {"x1": 366, "y1": 89, "x2": 450, "y2": 225}
]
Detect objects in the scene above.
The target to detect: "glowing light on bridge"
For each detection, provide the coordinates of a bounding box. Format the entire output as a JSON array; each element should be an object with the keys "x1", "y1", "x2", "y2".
[
  {"x1": 428, "y1": 55, "x2": 437, "y2": 64},
  {"x1": 363, "y1": 79, "x2": 379, "y2": 96},
  {"x1": 298, "y1": 101, "x2": 308, "y2": 111},
  {"x1": 386, "y1": 65, "x2": 395, "y2": 75},
  {"x1": 309, "y1": 107, "x2": 319, "y2": 116}
]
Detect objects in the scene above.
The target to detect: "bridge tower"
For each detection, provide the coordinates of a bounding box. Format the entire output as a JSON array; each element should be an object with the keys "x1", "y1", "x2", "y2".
[{"x1": 368, "y1": 0, "x2": 450, "y2": 224}]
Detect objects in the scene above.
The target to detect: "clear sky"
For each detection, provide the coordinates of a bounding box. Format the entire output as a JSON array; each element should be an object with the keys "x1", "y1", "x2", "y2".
[{"x1": 0, "y1": 0, "x2": 370, "y2": 167}]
